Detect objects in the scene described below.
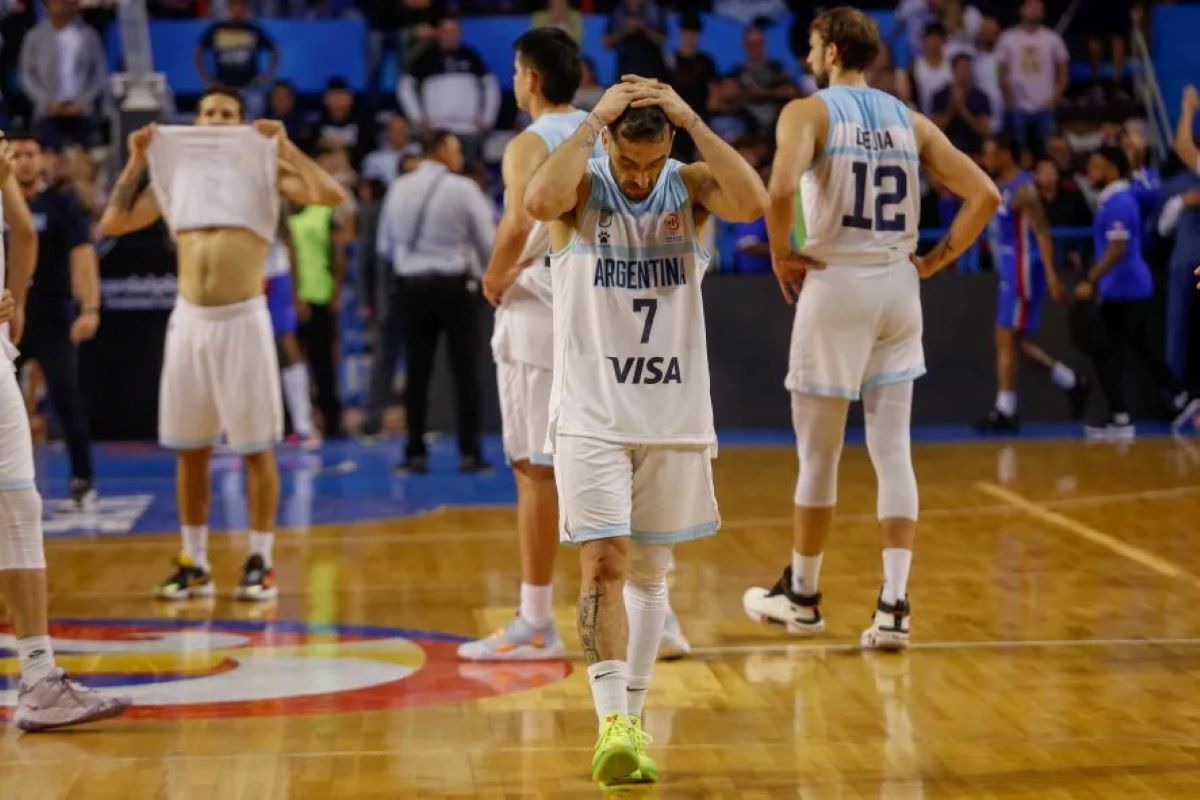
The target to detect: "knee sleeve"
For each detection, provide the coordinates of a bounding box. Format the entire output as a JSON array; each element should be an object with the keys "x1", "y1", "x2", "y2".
[
  {"x1": 626, "y1": 543, "x2": 672, "y2": 595},
  {"x1": 0, "y1": 489, "x2": 46, "y2": 570},
  {"x1": 864, "y1": 381, "x2": 918, "y2": 521},
  {"x1": 791, "y1": 393, "x2": 850, "y2": 507}
]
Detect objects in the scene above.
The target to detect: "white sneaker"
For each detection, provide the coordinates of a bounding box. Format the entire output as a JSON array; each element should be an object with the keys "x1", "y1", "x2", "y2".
[
  {"x1": 457, "y1": 615, "x2": 565, "y2": 661},
  {"x1": 14, "y1": 668, "x2": 131, "y2": 732},
  {"x1": 657, "y1": 609, "x2": 691, "y2": 660},
  {"x1": 742, "y1": 567, "x2": 825, "y2": 635},
  {"x1": 860, "y1": 591, "x2": 911, "y2": 651},
  {"x1": 1086, "y1": 414, "x2": 1136, "y2": 441}
]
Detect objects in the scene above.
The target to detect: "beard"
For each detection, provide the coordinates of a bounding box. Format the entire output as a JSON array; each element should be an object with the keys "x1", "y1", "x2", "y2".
[{"x1": 814, "y1": 70, "x2": 830, "y2": 90}]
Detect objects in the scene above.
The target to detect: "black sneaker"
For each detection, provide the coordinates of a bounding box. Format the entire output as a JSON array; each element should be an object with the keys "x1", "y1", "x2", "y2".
[
  {"x1": 155, "y1": 553, "x2": 215, "y2": 601},
  {"x1": 974, "y1": 409, "x2": 1020, "y2": 434},
  {"x1": 742, "y1": 566, "x2": 825, "y2": 635},
  {"x1": 69, "y1": 478, "x2": 98, "y2": 512},
  {"x1": 861, "y1": 590, "x2": 911, "y2": 651},
  {"x1": 235, "y1": 554, "x2": 278, "y2": 601},
  {"x1": 394, "y1": 455, "x2": 429, "y2": 475},
  {"x1": 1066, "y1": 375, "x2": 1091, "y2": 420},
  {"x1": 459, "y1": 455, "x2": 493, "y2": 474},
  {"x1": 1085, "y1": 413, "x2": 1136, "y2": 441}
]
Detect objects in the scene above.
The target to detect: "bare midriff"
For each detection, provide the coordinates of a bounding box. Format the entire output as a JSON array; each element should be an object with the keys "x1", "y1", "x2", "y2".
[{"x1": 176, "y1": 228, "x2": 271, "y2": 306}]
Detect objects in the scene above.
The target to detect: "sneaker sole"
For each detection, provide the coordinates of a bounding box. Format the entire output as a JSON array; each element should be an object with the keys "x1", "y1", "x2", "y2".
[
  {"x1": 743, "y1": 603, "x2": 826, "y2": 636},
  {"x1": 235, "y1": 587, "x2": 279, "y2": 601},
  {"x1": 657, "y1": 642, "x2": 691, "y2": 660},
  {"x1": 592, "y1": 747, "x2": 639, "y2": 786},
  {"x1": 155, "y1": 582, "x2": 216, "y2": 601},
  {"x1": 16, "y1": 698, "x2": 131, "y2": 732},
  {"x1": 862, "y1": 629, "x2": 909, "y2": 651},
  {"x1": 456, "y1": 643, "x2": 566, "y2": 662}
]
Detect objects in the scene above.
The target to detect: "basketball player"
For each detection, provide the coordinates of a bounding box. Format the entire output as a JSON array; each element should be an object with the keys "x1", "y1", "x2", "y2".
[
  {"x1": 264, "y1": 214, "x2": 319, "y2": 449},
  {"x1": 975, "y1": 134, "x2": 1086, "y2": 433},
  {"x1": 460, "y1": 29, "x2": 689, "y2": 663},
  {"x1": 99, "y1": 88, "x2": 346, "y2": 601},
  {"x1": 0, "y1": 142, "x2": 132, "y2": 730},
  {"x1": 743, "y1": 7, "x2": 1000, "y2": 650},
  {"x1": 525, "y1": 78, "x2": 767, "y2": 784}
]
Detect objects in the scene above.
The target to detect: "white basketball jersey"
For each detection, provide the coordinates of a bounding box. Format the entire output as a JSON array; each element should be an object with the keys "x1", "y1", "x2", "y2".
[
  {"x1": 0, "y1": 196, "x2": 12, "y2": 363},
  {"x1": 147, "y1": 126, "x2": 280, "y2": 244},
  {"x1": 493, "y1": 109, "x2": 602, "y2": 370},
  {"x1": 547, "y1": 158, "x2": 715, "y2": 447},
  {"x1": 264, "y1": 239, "x2": 290, "y2": 280},
  {"x1": 796, "y1": 87, "x2": 920, "y2": 265}
]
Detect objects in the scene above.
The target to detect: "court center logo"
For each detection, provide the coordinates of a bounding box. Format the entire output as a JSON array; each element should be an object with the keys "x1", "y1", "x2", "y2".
[{"x1": 0, "y1": 619, "x2": 571, "y2": 720}]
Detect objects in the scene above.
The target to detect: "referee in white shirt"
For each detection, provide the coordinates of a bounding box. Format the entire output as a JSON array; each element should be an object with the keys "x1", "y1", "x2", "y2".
[{"x1": 374, "y1": 130, "x2": 496, "y2": 473}]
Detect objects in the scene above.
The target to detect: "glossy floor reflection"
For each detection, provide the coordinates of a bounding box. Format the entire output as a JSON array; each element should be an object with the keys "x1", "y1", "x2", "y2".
[{"x1": 3, "y1": 435, "x2": 1200, "y2": 798}]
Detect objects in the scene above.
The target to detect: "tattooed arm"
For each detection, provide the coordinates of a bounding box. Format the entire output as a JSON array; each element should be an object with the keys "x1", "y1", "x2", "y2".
[
  {"x1": 99, "y1": 124, "x2": 162, "y2": 237},
  {"x1": 524, "y1": 82, "x2": 639, "y2": 222},
  {"x1": 910, "y1": 111, "x2": 1000, "y2": 278},
  {"x1": 1014, "y1": 183, "x2": 1065, "y2": 303}
]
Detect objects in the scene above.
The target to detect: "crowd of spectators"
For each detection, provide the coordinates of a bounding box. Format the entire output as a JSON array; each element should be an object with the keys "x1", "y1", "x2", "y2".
[{"x1": 5, "y1": 0, "x2": 1198, "y2": 437}]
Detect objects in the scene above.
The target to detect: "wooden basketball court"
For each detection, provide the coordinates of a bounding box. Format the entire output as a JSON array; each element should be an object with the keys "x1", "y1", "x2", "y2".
[{"x1": 3, "y1": 434, "x2": 1200, "y2": 798}]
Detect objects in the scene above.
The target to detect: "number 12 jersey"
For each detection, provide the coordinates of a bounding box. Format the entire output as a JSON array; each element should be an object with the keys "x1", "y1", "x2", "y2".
[
  {"x1": 547, "y1": 158, "x2": 715, "y2": 449},
  {"x1": 796, "y1": 86, "x2": 920, "y2": 266}
]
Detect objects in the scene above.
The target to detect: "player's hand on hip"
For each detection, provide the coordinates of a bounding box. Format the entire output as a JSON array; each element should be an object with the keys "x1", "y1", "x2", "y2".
[
  {"x1": 128, "y1": 123, "x2": 156, "y2": 161},
  {"x1": 772, "y1": 251, "x2": 823, "y2": 304},
  {"x1": 253, "y1": 119, "x2": 287, "y2": 142},
  {"x1": 591, "y1": 82, "x2": 641, "y2": 126},
  {"x1": 0, "y1": 137, "x2": 13, "y2": 185},
  {"x1": 909, "y1": 251, "x2": 947, "y2": 279},
  {"x1": 624, "y1": 77, "x2": 698, "y2": 129},
  {"x1": 0, "y1": 290, "x2": 13, "y2": 324},
  {"x1": 70, "y1": 313, "x2": 100, "y2": 344}
]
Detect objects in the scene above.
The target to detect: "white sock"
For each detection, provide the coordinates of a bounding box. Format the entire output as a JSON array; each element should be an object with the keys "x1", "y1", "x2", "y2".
[
  {"x1": 249, "y1": 530, "x2": 275, "y2": 568},
  {"x1": 995, "y1": 390, "x2": 1018, "y2": 417},
  {"x1": 182, "y1": 525, "x2": 209, "y2": 569},
  {"x1": 281, "y1": 364, "x2": 315, "y2": 438},
  {"x1": 586, "y1": 660, "x2": 628, "y2": 725},
  {"x1": 624, "y1": 579, "x2": 667, "y2": 720},
  {"x1": 791, "y1": 550, "x2": 823, "y2": 596},
  {"x1": 17, "y1": 635, "x2": 56, "y2": 686},
  {"x1": 881, "y1": 548, "x2": 913, "y2": 605},
  {"x1": 1050, "y1": 362, "x2": 1077, "y2": 390},
  {"x1": 518, "y1": 582, "x2": 553, "y2": 625}
]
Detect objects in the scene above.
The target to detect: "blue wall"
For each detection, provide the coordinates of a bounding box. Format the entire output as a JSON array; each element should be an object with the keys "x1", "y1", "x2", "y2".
[
  {"x1": 1152, "y1": 4, "x2": 1200, "y2": 135},
  {"x1": 111, "y1": 10, "x2": 903, "y2": 96}
]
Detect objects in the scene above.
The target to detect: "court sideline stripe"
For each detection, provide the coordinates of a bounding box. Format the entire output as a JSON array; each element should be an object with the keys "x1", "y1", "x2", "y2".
[
  {"x1": 683, "y1": 635, "x2": 1200, "y2": 656},
  {"x1": 975, "y1": 481, "x2": 1200, "y2": 588}
]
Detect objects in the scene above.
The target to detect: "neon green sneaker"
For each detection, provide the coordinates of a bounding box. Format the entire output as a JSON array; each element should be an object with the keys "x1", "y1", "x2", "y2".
[
  {"x1": 591, "y1": 713, "x2": 639, "y2": 785},
  {"x1": 625, "y1": 716, "x2": 659, "y2": 783}
]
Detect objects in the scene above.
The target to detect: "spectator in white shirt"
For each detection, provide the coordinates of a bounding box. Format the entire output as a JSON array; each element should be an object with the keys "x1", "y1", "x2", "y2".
[
  {"x1": 972, "y1": 14, "x2": 1004, "y2": 133},
  {"x1": 911, "y1": 22, "x2": 952, "y2": 115},
  {"x1": 891, "y1": 0, "x2": 946, "y2": 65},
  {"x1": 996, "y1": 0, "x2": 1069, "y2": 158},
  {"x1": 362, "y1": 114, "x2": 423, "y2": 184}
]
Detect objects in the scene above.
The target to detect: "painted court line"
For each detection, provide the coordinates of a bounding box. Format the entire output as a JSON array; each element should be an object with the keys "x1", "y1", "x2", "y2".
[
  {"x1": 655, "y1": 635, "x2": 1200, "y2": 658},
  {"x1": 975, "y1": 481, "x2": 1200, "y2": 588}
]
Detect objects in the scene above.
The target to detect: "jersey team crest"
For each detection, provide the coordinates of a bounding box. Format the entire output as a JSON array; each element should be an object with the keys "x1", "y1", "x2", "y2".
[{"x1": 0, "y1": 619, "x2": 571, "y2": 720}]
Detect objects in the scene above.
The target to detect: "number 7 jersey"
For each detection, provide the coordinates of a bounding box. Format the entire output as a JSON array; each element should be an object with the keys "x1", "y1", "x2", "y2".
[
  {"x1": 796, "y1": 86, "x2": 920, "y2": 265},
  {"x1": 547, "y1": 157, "x2": 715, "y2": 448}
]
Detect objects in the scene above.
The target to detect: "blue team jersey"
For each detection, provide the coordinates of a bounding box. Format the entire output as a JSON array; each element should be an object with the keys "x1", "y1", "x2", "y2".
[
  {"x1": 993, "y1": 170, "x2": 1042, "y2": 289},
  {"x1": 1094, "y1": 180, "x2": 1153, "y2": 301}
]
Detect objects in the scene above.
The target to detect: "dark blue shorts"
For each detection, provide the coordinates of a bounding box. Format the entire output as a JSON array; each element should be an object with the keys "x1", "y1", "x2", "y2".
[
  {"x1": 266, "y1": 274, "x2": 297, "y2": 338},
  {"x1": 996, "y1": 262, "x2": 1045, "y2": 333}
]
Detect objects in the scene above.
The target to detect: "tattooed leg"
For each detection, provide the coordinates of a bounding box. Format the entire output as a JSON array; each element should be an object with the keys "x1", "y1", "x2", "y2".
[{"x1": 578, "y1": 538, "x2": 630, "y2": 665}]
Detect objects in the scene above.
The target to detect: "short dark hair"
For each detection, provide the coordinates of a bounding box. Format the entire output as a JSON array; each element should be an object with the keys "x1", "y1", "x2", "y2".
[
  {"x1": 272, "y1": 79, "x2": 295, "y2": 94},
  {"x1": 5, "y1": 131, "x2": 39, "y2": 146},
  {"x1": 199, "y1": 85, "x2": 245, "y2": 119},
  {"x1": 326, "y1": 76, "x2": 350, "y2": 92},
  {"x1": 515, "y1": 27, "x2": 583, "y2": 106},
  {"x1": 810, "y1": 6, "x2": 882, "y2": 73},
  {"x1": 610, "y1": 106, "x2": 672, "y2": 143},
  {"x1": 680, "y1": 10, "x2": 702, "y2": 32},
  {"x1": 423, "y1": 128, "x2": 458, "y2": 154},
  {"x1": 989, "y1": 132, "x2": 1021, "y2": 160},
  {"x1": 1094, "y1": 145, "x2": 1130, "y2": 177},
  {"x1": 924, "y1": 22, "x2": 948, "y2": 39},
  {"x1": 951, "y1": 52, "x2": 973, "y2": 68}
]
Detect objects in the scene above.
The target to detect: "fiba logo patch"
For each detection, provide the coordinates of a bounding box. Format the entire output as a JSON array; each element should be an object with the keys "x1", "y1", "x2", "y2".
[
  {"x1": 0, "y1": 618, "x2": 571, "y2": 720},
  {"x1": 663, "y1": 211, "x2": 683, "y2": 243}
]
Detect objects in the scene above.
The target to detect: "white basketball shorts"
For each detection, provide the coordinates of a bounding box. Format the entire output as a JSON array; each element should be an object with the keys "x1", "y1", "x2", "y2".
[
  {"x1": 497, "y1": 360, "x2": 554, "y2": 466},
  {"x1": 555, "y1": 434, "x2": 720, "y2": 546},
  {"x1": 159, "y1": 295, "x2": 282, "y2": 453},
  {"x1": 0, "y1": 365, "x2": 35, "y2": 491},
  {"x1": 785, "y1": 259, "x2": 926, "y2": 400}
]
